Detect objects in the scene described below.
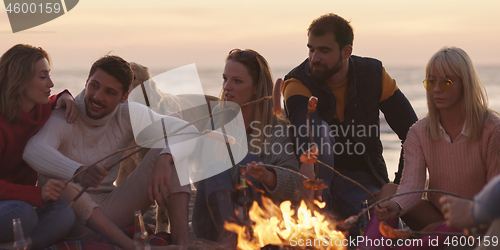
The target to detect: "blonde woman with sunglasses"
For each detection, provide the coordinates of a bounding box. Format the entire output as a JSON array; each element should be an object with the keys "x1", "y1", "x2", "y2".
[{"x1": 361, "y1": 47, "x2": 500, "y2": 249}]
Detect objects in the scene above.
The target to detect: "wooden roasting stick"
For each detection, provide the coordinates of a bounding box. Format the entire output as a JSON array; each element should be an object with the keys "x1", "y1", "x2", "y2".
[
  {"x1": 67, "y1": 130, "x2": 237, "y2": 208},
  {"x1": 67, "y1": 78, "x2": 285, "y2": 208},
  {"x1": 67, "y1": 146, "x2": 147, "y2": 208},
  {"x1": 336, "y1": 189, "x2": 472, "y2": 232}
]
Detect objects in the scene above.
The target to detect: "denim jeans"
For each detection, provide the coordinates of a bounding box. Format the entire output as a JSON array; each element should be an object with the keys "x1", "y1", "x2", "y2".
[
  {"x1": 330, "y1": 169, "x2": 381, "y2": 237},
  {"x1": 0, "y1": 200, "x2": 75, "y2": 249},
  {"x1": 192, "y1": 153, "x2": 262, "y2": 240},
  {"x1": 311, "y1": 122, "x2": 382, "y2": 236}
]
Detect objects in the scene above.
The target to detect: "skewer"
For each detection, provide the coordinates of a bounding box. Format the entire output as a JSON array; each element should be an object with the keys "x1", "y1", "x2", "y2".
[
  {"x1": 66, "y1": 81, "x2": 283, "y2": 208},
  {"x1": 336, "y1": 189, "x2": 472, "y2": 232},
  {"x1": 67, "y1": 146, "x2": 145, "y2": 208}
]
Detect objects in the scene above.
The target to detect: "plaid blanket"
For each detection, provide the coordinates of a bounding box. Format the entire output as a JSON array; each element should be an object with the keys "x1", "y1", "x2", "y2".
[{"x1": 44, "y1": 225, "x2": 171, "y2": 250}]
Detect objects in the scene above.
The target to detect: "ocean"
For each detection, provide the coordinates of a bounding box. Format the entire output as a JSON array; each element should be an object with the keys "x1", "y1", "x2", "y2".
[{"x1": 49, "y1": 66, "x2": 500, "y2": 180}]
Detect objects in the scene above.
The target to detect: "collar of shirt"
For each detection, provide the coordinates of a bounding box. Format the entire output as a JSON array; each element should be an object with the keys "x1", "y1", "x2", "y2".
[{"x1": 438, "y1": 121, "x2": 469, "y2": 143}]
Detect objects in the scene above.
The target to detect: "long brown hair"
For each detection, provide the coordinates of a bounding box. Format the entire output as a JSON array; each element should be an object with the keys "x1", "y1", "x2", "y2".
[
  {"x1": 224, "y1": 49, "x2": 286, "y2": 154},
  {"x1": 0, "y1": 44, "x2": 50, "y2": 123}
]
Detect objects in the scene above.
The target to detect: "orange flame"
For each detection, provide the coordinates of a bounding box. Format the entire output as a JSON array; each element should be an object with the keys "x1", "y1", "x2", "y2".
[{"x1": 225, "y1": 196, "x2": 346, "y2": 249}]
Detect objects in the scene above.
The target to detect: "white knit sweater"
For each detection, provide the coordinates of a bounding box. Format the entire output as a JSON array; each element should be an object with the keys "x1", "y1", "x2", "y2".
[{"x1": 23, "y1": 90, "x2": 196, "y2": 192}]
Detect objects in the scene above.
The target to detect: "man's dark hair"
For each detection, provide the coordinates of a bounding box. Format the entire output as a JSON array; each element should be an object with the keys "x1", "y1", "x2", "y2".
[
  {"x1": 308, "y1": 13, "x2": 354, "y2": 50},
  {"x1": 88, "y1": 55, "x2": 133, "y2": 93}
]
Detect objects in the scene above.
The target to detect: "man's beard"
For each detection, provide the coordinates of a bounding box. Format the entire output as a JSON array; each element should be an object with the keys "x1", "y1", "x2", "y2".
[{"x1": 310, "y1": 55, "x2": 343, "y2": 81}]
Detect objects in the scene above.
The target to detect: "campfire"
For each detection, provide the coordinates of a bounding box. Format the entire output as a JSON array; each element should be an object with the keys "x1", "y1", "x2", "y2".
[{"x1": 225, "y1": 196, "x2": 346, "y2": 250}]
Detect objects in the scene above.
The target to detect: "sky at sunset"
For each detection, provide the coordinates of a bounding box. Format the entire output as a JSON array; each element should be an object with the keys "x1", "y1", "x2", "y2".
[
  {"x1": 1, "y1": 0, "x2": 499, "y2": 179},
  {"x1": 1, "y1": 0, "x2": 500, "y2": 72}
]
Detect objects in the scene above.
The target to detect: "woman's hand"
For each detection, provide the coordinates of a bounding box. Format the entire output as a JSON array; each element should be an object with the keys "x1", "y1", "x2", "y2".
[
  {"x1": 374, "y1": 200, "x2": 401, "y2": 222},
  {"x1": 246, "y1": 161, "x2": 276, "y2": 190},
  {"x1": 55, "y1": 92, "x2": 77, "y2": 123},
  {"x1": 41, "y1": 179, "x2": 66, "y2": 202}
]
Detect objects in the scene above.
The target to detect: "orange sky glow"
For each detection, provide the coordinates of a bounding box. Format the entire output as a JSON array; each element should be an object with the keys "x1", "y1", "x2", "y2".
[{"x1": 1, "y1": 0, "x2": 499, "y2": 72}]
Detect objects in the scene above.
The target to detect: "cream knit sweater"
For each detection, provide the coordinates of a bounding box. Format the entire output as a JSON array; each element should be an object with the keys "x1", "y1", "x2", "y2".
[
  {"x1": 23, "y1": 90, "x2": 196, "y2": 192},
  {"x1": 393, "y1": 113, "x2": 500, "y2": 214}
]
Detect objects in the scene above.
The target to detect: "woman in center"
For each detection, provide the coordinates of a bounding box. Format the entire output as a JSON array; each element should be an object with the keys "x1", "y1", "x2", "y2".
[{"x1": 192, "y1": 49, "x2": 301, "y2": 247}]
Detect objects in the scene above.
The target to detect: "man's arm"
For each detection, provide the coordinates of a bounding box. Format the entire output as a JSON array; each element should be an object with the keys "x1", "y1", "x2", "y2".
[
  {"x1": 284, "y1": 79, "x2": 335, "y2": 204},
  {"x1": 283, "y1": 79, "x2": 325, "y2": 156},
  {"x1": 378, "y1": 69, "x2": 418, "y2": 184},
  {"x1": 23, "y1": 110, "x2": 83, "y2": 181},
  {"x1": 472, "y1": 174, "x2": 500, "y2": 225}
]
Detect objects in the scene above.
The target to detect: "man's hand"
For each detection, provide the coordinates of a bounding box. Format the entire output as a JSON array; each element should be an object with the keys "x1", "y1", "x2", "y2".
[
  {"x1": 439, "y1": 196, "x2": 476, "y2": 229},
  {"x1": 74, "y1": 163, "x2": 108, "y2": 188},
  {"x1": 375, "y1": 200, "x2": 401, "y2": 222},
  {"x1": 149, "y1": 153, "x2": 174, "y2": 207},
  {"x1": 41, "y1": 179, "x2": 66, "y2": 202},
  {"x1": 246, "y1": 161, "x2": 276, "y2": 190},
  {"x1": 55, "y1": 92, "x2": 77, "y2": 123}
]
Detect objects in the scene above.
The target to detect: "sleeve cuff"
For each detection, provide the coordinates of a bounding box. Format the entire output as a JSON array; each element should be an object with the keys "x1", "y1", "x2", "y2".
[
  {"x1": 262, "y1": 168, "x2": 285, "y2": 196},
  {"x1": 393, "y1": 200, "x2": 403, "y2": 216},
  {"x1": 159, "y1": 146, "x2": 171, "y2": 155}
]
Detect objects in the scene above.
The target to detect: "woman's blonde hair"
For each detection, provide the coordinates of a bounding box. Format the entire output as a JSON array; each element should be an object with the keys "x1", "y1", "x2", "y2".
[
  {"x1": 224, "y1": 49, "x2": 286, "y2": 154},
  {"x1": 0, "y1": 44, "x2": 50, "y2": 123},
  {"x1": 425, "y1": 46, "x2": 489, "y2": 141},
  {"x1": 128, "y1": 62, "x2": 183, "y2": 116}
]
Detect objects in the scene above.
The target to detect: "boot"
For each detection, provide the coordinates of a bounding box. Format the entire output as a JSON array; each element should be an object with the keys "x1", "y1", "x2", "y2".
[{"x1": 207, "y1": 189, "x2": 238, "y2": 249}]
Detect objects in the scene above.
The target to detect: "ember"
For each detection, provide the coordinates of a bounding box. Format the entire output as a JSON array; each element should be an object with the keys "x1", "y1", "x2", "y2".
[{"x1": 225, "y1": 196, "x2": 346, "y2": 250}]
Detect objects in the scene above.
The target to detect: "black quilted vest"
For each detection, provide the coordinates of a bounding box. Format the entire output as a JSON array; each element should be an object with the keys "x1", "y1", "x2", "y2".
[{"x1": 284, "y1": 55, "x2": 389, "y2": 185}]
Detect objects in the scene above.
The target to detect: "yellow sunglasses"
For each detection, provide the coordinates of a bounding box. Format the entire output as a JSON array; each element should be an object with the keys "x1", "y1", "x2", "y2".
[{"x1": 423, "y1": 79, "x2": 453, "y2": 91}]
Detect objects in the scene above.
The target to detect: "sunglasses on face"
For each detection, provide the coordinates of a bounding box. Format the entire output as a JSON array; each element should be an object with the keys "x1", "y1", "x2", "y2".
[
  {"x1": 228, "y1": 49, "x2": 257, "y2": 60},
  {"x1": 423, "y1": 79, "x2": 454, "y2": 91}
]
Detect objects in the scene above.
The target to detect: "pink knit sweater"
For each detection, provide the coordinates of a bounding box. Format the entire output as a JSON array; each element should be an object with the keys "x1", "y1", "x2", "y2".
[{"x1": 393, "y1": 113, "x2": 500, "y2": 214}]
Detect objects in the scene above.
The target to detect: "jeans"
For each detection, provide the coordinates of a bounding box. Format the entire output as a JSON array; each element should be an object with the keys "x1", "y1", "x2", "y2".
[
  {"x1": 192, "y1": 153, "x2": 262, "y2": 240},
  {"x1": 330, "y1": 169, "x2": 381, "y2": 237},
  {"x1": 0, "y1": 200, "x2": 75, "y2": 250}
]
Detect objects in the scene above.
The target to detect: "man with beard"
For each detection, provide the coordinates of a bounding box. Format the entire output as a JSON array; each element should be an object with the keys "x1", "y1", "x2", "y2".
[
  {"x1": 283, "y1": 13, "x2": 417, "y2": 236},
  {"x1": 23, "y1": 55, "x2": 194, "y2": 249}
]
